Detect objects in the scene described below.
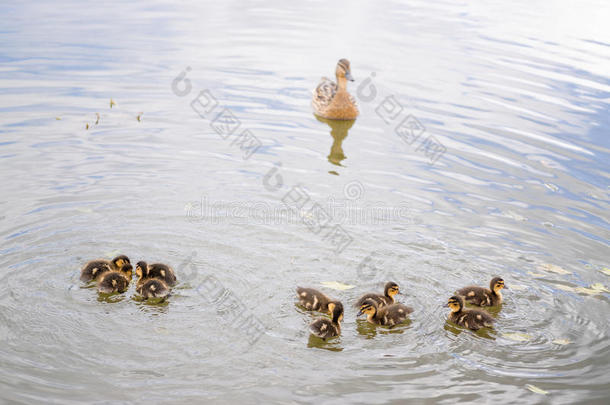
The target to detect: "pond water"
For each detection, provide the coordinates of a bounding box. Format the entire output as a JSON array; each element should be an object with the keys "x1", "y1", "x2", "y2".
[{"x1": 1, "y1": 0, "x2": 609, "y2": 403}]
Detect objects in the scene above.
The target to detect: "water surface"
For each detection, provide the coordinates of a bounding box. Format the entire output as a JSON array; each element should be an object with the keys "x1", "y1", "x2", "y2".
[{"x1": 1, "y1": 0, "x2": 609, "y2": 404}]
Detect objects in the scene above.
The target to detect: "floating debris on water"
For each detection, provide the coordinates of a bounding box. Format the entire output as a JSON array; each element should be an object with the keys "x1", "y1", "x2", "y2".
[
  {"x1": 553, "y1": 283, "x2": 609, "y2": 295},
  {"x1": 574, "y1": 283, "x2": 609, "y2": 295},
  {"x1": 137, "y1": 112, "x2": 143, "y2": 122},
  {"x1": 110, "y1": 98, "x2": 116, "y2": 108},
  {"x1": 526, "y1": 384, "x2": 549, "y2": 395},
  {"x1": 320, "y1": 281, "x2": 355, "y2": 291},
  {"x1": 544, "y1": 183, "x2": 559, "y2": 192},
  {"x1": 95, "y1": 112, "x2": 100, "y2": 125},
  {"x1": 552, "y1": 338, "x2": 571, "y2": 345},
  {"x1": 503, "y1": 332, "x2": 533, "y2": 342},
  {"x1": 538, "y1": 263, "x2": 571, "y2": 275},
  {"x1": 85, "y1": 123, "x2": 89, "y2": 130},
  {"x1": 55, "y1": 117, "x2": 61, "y2": 120}
]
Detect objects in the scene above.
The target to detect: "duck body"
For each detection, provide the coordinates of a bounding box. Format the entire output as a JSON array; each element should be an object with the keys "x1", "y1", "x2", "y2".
[
  {"x1": 97, "y1": 263, "x2": 133, "y2": 294},
  {"x1": 355, "y1": 281, "x2": 400, "y2": 308},
  {"x1": 312, "y1": 59, "x2": 359, "y2": 120},
  {"x1": 309, "y1": 302, "x2": 343, "y2": 340},
  {"x1": 296, "y1": 287, "x2": 336, "y2": 312},
  {"x1": 80, "y1": 255, "x2": 130, "y2": 282},
  {"x1": 136, "y1": 261, "x2": 177, "y2": 287},
  {"x1": 358, "y1": 299, "x2": 413, "y2": 327},
  {"x1": 447, "y1": 295, "x2": 495, "y2": 331},
  {"x1": 455, "y1": 277, "x2": 505, "y2": 306},
  {"x1": 98, "y1": 272, "x2": 130, "y2": 294},
  {"x1": 136, "y1": 278, "x2": 170, "y2": 299}
]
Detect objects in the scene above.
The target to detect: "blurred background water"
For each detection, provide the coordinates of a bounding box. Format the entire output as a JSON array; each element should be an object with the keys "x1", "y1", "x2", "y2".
[{"x1": 0, "y1": 0, "x2": 609, "y2": 403}]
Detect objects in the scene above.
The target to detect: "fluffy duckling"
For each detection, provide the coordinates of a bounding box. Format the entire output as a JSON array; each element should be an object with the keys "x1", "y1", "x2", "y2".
[
  {"x1": 296, "y1": 287, "x2": 339, "y2": 313},
  {"x1": 135, "y1": 261, "x2": 177, "y2": 287},
  {"x1": 309, "y1": 301, "x2": 344, "y2": 340},
  {"x1": 312, "y1": 59, "x2": 359, "y2": 120},
  {"x1": 446, "y1": 295, "x2": 495, "y2": 331},
  {"x1": 80, "y1": 255, "x2": 130, "y2": 282},
  {"x1": 455, "y1": 277, "x2": 506, "y2": 306},
  {"x1": 355, "y1": 281, "x2": 400, "y2": 308},
  {"x1": 136, "y1": 278, "x2": 170, "y2": 299},
  {"x1": 97, "y1": 263, "x2": 133, "y2": 294},
  {"x1": 357, "y1": 298, "x2": 413, "y2": 328}
]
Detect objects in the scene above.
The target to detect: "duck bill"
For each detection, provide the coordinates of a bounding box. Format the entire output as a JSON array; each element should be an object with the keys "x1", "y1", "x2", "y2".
[
  {"x1": 356, "y1": 310, "x2": 364, "y2": 316},
  {"x1": 345, "y1": 71, "x2": 354, "y2": 82}
]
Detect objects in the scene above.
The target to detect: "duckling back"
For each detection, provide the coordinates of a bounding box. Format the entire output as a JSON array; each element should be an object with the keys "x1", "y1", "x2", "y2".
[
  {"x1": 98, "y1": 271, "x2": 130, "y2": 294},
  {"x1": 81, "y1": 260, "x2": 112, "y2": 282},
  {"x1": 137, "y1": 278, "x2": 170, "y2": 299},
  {"x1": 355, "y1": 292, "x2": 393, "y2": 308},
  {"x1": 142, "y1": 263, "x2": 177, "y2": 286},
  {"x1": 449, "y1": 308, "x2": 495, "y2": 331},
  {"x1": 376, "y1": 303, "x2": 413, "y2": 327},
  {"x1": 309, "y1": 317, "x2": 340, "y2": 339},
  {"x1": 296, "y1": 287, "x2": 334, "y2": 312}
]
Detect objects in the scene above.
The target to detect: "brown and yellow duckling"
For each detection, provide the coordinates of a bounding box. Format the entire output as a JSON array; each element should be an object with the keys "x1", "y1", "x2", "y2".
[
  {"x1": 355, "y1": 281, "x2": 401, "y2": 308},
  {"x1": 80, "y1": 254, "x2": 130, "y2": 282},
  {"x1": 446, "y1": 295, "x2": 495, "y2": 331},
  {"x1": 135, "y1": 261, "x2": 177, "y2": 287},
  {"x1": 309, "y1": 301, "x2": 344, "y2": 340},
  {"x1": 296, "y1": 287, "x2": 339, "y2": 312},
  {"x1": 312, "y1": 59, "x2": 359, "y2": 120},
  {"x1": 455, "y1": 277, "x2": 506, "y2": 306},
  {"x1": 136, "y1": 278, "x2": 170, "y2": 299},
  {"x1": 98, "y1": 263, "x2": 133, "y2": 294},
  {"x1": 135, "y1": 262, "x2": 171, "y2": 299},
  {"x1": 357, "y1": 298, "x2": 413, "y2": 328}
]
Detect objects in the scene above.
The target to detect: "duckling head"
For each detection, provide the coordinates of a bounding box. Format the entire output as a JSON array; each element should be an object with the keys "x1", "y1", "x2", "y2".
[
  {"x1": 112, "y1": 255, "x2": 130, "y2": 269},
  {"x1": 357, "y1": 298, "x2": 378, "y2": 317},
  {"x1": 384, "y1": 281, "x2": 400, "y2": 298},
  {"x1": 328, "y1": 301, "x2": 344, "y2": 324},
  {"x1": 447, "y1": 295, "x2": 464, "y2": 313},
  {"x1": 336, "y1": 59, "x2": 354, "y2": 82},
  {"x1": 491, "y1": 277, "x2": 505, "y2": 293},
  {"x1": 120, "y1": 263, "x2": 133, "y2": 280},
  {"x1": 135, "y1": 261, "x2": 148, "y2": 279}
]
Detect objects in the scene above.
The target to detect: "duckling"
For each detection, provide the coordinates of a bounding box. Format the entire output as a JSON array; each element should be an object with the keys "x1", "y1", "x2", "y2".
[
  {"x1": 296, "y1": 287, "x2": 338, "y2": 312},
  {"x1": 312, "y1": 59, "x2": 359, "y2": 120},
  {"x1": 355, "y1": 281, "x2": 400, "y2": 308},
  {"x1": 80, "y1": 255, "x2": 130, "y2": 282},
  {"x1": 455, "y1": 277, "x2": 506, "y2": 306},
  {"x1": 357, "y1": 298, "x2": 413, "y2": 327},
  {"x1": 446, "y1": 295, "x2": 495, "y2": 331},
  {"x1": 136, "y1": 278, "x2": 170, "y2": 299},
  {"x1": 97, "y1": 263, "x2": 133, "y2": 294},
  {"x1": 135, "y1": 261, "x2": 177, "y2": 286},
  {"x1": 309, "y1": 301, "x2": 343, "y2": 340}
]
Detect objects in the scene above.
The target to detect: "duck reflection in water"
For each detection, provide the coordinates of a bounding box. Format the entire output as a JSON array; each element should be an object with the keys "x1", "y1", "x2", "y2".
[{"x1": 315, "y1": 115, "x2": 355, "y2": 172}]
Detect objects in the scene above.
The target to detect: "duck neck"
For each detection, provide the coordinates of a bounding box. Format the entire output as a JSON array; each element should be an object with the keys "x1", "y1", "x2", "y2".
[{"x1": 336, "y1": 75, "x2": 348, "y2": 91}]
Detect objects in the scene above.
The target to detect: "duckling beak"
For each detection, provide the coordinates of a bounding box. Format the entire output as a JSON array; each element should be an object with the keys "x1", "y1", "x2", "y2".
[
  {"x1": 356, "y1": 310, "x2": 364, "y2": 316},
  {"x1": 345, "y1": 71, "x2": 354, "y2": 82},
  {"x1": 503, "y1": 285, "x2": 508, "y2": 289},
  {"x1": 443, "y1": 303, "x2": 449, "y2": 308}
]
